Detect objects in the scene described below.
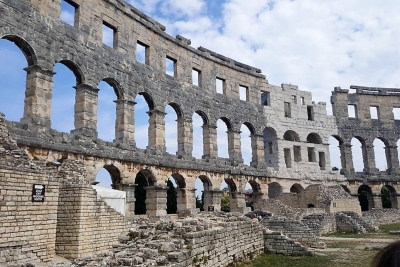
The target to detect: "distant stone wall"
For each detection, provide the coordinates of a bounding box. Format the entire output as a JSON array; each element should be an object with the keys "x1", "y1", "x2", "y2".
[
  {"x1": 328, "y1": 198, "x2": 361, "y2": 216},
  {"x1": 301, "y1": 213, "x2": 337, "y2": 235},
  {"x1": 264, "y1": 231, "x2": 312, "y2": 256},
  {"x1": 363, "y1": 209, "x2": 400, "y2": 226}
]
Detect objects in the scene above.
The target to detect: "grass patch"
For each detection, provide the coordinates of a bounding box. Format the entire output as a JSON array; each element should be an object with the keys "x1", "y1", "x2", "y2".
[
  {"x1": 235, "y1": 254, "x2": 331, "y2": 267},
  {"x1": 379, "y1": 223, "x2": 400, "y2": 234}
]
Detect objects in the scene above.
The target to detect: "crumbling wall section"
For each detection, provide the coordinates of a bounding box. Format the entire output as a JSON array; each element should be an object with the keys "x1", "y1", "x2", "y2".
[
  {"x1": 362, "y1": 209, "x2": 400, "y2": 226},
  {"x1": 263, "y1": 231, "x2": 312, "y2": 256}
]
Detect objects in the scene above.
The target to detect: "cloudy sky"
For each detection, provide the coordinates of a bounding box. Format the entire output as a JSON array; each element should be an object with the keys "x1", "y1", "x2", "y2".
[{"x1": 1, "y1": 0, "x2": 399, "y2": 191}]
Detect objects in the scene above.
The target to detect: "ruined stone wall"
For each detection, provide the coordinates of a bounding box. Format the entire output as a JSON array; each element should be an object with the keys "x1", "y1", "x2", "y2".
[
  {"x1": 56, "y1": 183, "x2": 130, "y2": 259},
  {"x1": 302, "y1": 214, "x2": 337, "y2": 235},
  {"x1": 263, "y1": 231, "x2": 312, "y2": 256},
  {"x1": 362, "y1": 209, "x2": 400, "y2": 226}
]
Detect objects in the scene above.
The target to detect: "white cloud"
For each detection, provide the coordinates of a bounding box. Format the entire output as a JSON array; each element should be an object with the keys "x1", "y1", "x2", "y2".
[{"x1": 60, "y1": 10, "x2": 74, "y2": 26}]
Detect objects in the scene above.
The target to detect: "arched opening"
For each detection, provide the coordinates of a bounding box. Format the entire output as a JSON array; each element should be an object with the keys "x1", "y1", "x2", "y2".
[
  {"x1": 268, "y1": 182, "x2": 282, "y2": 199},
  {"x1": 373, "y1": 138, "x2": 388, "y2": 172},
  {"x1": 329, "y1": 136, "x2": 343, "y2": 171},
  {"x1": 165, "y1": 105, "x2": 178, "y2": 155},
  {"x1": 240, "y1": 124, "x2": 253, "y2": 165},
  {"x1": 51, "y1": 62, "x2": 79, "y2": 133},
  {"x1": 352, "y1": 137, "x2": 365, "y2": 172},
  {"x1": 290, "y1": 183, "x2": 304, "y2": 194},
  {"x1": 134, "y1": 170, "x2": 156, "y2": 215},
  {"x1": 192, "y1": 112, "x2": 204, "y2": 159},
  {"x1": 263, "y1": 127, "x2": 278, "y2": 167},
  {"x1": 381, "y1": 185, "x2": 397, "y2": 209},
  {"x1": 283, "y1": 130, "x2": 300, "y2": 142},
  {"x1": 134, "y1": 93, "x2": 154, "y2": 149},
  {"x1": 220, "y1": 179, "x2": 233, "y2": 212},
  {"x1": 167, "y1": 176, "x2": 178, "y2": 214},
  {"x1": 195, "y1": 176, "x2": 211, "y2": 211},
  {"x1": 217, "y1": 118, "x2": 231, "y2": 158},
  {"x1": 94, "y1": 165, "x2": 121, "y2": 189},
  {"x1": 358, "y1": 185, "x2": 373, "y2": 211},
  {"x1": 0, "y1": 38, "x2": 32, "y2": 122},
  {"x1": 244, "y1": 182, "x2": 254, "y2": 210},
  {"x1": 307, "y1": 133, "x2": 322, "y2": 144},
  {"x1": 97, "y1": 79, "x2": 121, "y2": 142}
]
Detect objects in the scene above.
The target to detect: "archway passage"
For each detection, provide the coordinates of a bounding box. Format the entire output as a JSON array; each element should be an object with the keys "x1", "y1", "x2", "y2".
[
  {"x1": 97, "y1": 80, "x2": 120, "y2": 142},
  {"x1": 0, "y1": 38, "x2": 31, "y2": 122},
  {"x1": 192, "y1": 113, "x2": 204, "y2": 159},
  {"x1": 195, "y1": 176, "x2": 212, "y2": 211},
  {"x1": 358, "y1": 185, "x2": 373, "y2": 211},
  {"x1": 166, "y1": 177, "x2": 177, "y2": 214},
  {"x1": 283, "y1": 130, "x2": 300, "y2": 142},
  {"x1": 329, "y1": 136, "x2": 342, "y2": 171},
  {"x1": 240, "y1": 124, "x2": 253, "y2": 165},
  {"x1": 134, "y1": 93, "x2": 154, "y2": 149},
  {"x1": 352, "y1": 137, "x2": 365, "y2": 172},
  {"x1": 268, "y1": 182, "x2": 282, "y2": 199},
  {"x1": 263, "y1": 127, "x2": 278, "y2": 167},
  {"x1": 165, "y1": 105, "x2": 179, "y2": 155},
  {"x1": 373, "y1": 138, "x2": 388, "y2": 172},
  {"x1": 134, "y1": 172, "x2": 148, "y2": 215},
  {"x1": 217, "y1": 118, "x2": 230, "y2": 158},
  {"x1": 307, "y1": 133, "x2": 322, "y2": 144},
  {"x1": 290, "y1": 183, "x2": 304, "y2": 194},
  {"x1": 381, "y1": 185, "x2": 397, "y2": 209}
]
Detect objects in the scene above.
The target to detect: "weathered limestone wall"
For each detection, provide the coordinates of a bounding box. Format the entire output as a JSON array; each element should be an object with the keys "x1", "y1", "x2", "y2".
[
  {"x1": 263, "y1": 231, "x2": 312, "y2": 256},
  {"x1": 328, "y1": 199, "x2": 361, "y2": 216},
  {"x1": 0, "y1": 112, "x2": 59, "y2": 264},
  {"x1": 301, "y1": 214, "x2": 337, "y2": 235},
  {"x1": 362, "y1": 209, "x2": 400, "y2": 226},
  {"x1": 56, "y1": 183, "x2": 130, "y2": 259}
]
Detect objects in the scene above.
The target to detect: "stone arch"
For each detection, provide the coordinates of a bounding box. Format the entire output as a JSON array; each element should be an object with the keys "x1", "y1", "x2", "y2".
[
  {"x1": 135, "y1": 92, "x2": 155, "y2": 149},
  {"x1": 220, "y1": 117, "x2": 233, "y2": 130},
  {"x1": 168, "y1": 102, "x2": 183, "y2": 119},
  {"x1": 290, "y1": 183, "x2": 304, "y2": 194},
  {"x1": 170, "y1": 173, "x2": 186, "y2": 188},
  {"x1": 268, "y1": 182, "x2": 282, "y2": 199},
  {"x1": 283, "y1": 130, "x2": 300, "y2": 142},
  {"x1": 264, "y1": 127, "x2": 278, "y2": 167},
  {"x1": 100, "y1": 164, "x2": 122, "y2": 189},
  {"x1": 240, "y1": 123, "x2": 253, "y2": 165},
  {"x1": 57, "y1": 59, "x2": 84, "y2": 85},
  {"x1": 198, "y1": 175, "x2": 212, "y2": 191},
  {"x1": 307, "y1": 133, "x2": 322, "y2": 144},
  {"x1": 381, "y1": 185, "x2": 397, "y2": 209},
  {"x1": 329, "y1": 135, "x2": 343, "y2": 171},
  {"x1": 224, "y1": 178, "x2": 237, "y2": 192},
  {"x1": 138, "y1": 169, "x2": 157, "y2": 186},
  {"x1": 1, "y1": 35, "x2": 37, "y2": 66},
  {"x1": 195, "y1": 110, "x2": 209, "y2": 125},
  {"x1": 374, "y1": 137, "x2": 389, "y2": 172},
  {"x1": 352, "y1": 136, "x2": 366, "y2": 172},
  {"x1": 102, "y1": 78, "x2": 124, "y2": 99},
  {"x1": 217, "y1": 118, "x2": 231, "y2": 158},
  {"x1": 192, "y1": 111, "x2": 208, "y2": 159},
  {"x1": 358, "y1": 184, "x2": 373, "y2": 211},
  {"x1": 243, "y1": 122, "x2": 256, "y2": 135},
  {"x1": 137, "y1": 92, "x2": 155, "y2": 110}
]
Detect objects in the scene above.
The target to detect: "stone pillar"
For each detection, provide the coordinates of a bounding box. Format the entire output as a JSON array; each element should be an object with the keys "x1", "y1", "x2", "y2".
[
  {"x1": 202, "y1": 124, "x2": 217, "y2": 159},
  {"x1": 175, "y1": 188, "x2": 197, "y2": 212},
  {"x1": 144, "y1": 186, "x2": 167, "y2": 217},
  {"x1": 252, "y1": 192, "x2": 266, "y2": 210},
  {"x1": 147, "y1": 109, "x2": 166, "y2": 155},
  {"x1": 177, "y1": 118, "x2": 193, "y2": 159},
  {"x1": 120, "y1": 184, "x2": 136, "y2": 217},
  {"x1": 228, "y1": 129, "x2": 243, "y2": 165},
  {"x1": 115, "y1": 99, "x2": 135, "y2": 147},
  {"x1": 250, "y1": 134, "x2": 266, "y2": 168},
  {"x1": 22, "y1": 65, "x2": 54, "y2": 127},
  {"x1": 72, "y1": 84, "x2": 98, "y2": 138},
  {"x1": 203, "y1": 190, "x2": 223, "y2": 211},
  {"x1": 386, "y1": 145, "x2": 400, "y2": 174},
  {"x1": 362, "y1": 144, "x2": 378, "y2": 174},
  {"x1": 372, "y1": 194, "x2": 382, "y2": 209},
  {"x1": 229, "y1": 192, "x2": 251, "y2": 213},
  {"x1": 339, "y1": 143, "x2": 354, "y2": 175}
]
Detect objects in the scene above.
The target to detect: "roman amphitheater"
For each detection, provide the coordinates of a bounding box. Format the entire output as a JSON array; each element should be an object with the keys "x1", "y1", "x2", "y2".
[{"x1": 1, "y1": 0, "x2": 400, "y2": 266}]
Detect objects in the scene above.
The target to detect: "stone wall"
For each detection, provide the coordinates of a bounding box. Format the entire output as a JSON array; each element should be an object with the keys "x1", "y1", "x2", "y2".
[
  {"x1": 362, "y1": 209, "x2": 400, "y2": 226},
  {"x1": 302, "y1": 214, "x2": 337, "y2": 235},
  {"x1": 56, "y1": 183, "x2": 130, "y2": 259},
  {"x1": 263, "y1": 231, "x2": 312, "y2": 256}
]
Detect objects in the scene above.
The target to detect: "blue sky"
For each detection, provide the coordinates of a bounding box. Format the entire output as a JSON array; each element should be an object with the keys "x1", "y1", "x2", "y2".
[{"x1": 1, "y1": 0, "x2": 400, "y2": 194}]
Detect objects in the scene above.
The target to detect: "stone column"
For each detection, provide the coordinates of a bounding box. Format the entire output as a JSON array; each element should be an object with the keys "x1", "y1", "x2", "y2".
[
  {"x1": 114, "y1": 99, "x2": 135, "y2": 147},
  {"x1": 72, "y1": 84, "x2": 98, "y2": 138},
  {"x1": 202, "y1": 124, "x2": 217, "y2": 159},
  {"x1": 120, "y1": 184, "x2": 136, "y2": 217},
  {"x1": 147, "y1": 109, "x2": 166, "y2": 155},
  {"x1": 144, "y1": 186, "x2": 168, "y2": 217},
  {"x1": 362, "y1": 143, "x2": 378, "y2": 174},
  {"x1": 22, "y1": 65, "x2": 54, "y2": 127},
  {"x1": 203, "y1": 190, "x2": 223, "y2": 211},
  {"x1": 339, "y1": 143, "x2": 354, "y2": 175},
  {"x1": 372, "y1": 194, "x2": 382, "y2": 209},
  {"x1": 228, "y1": 129, "x2": 243, "y2": 165},
  {"x1": 252, "y1": 192, "x2": 266, "y2": 210},
  {"x1": 175, "y1": 188, "x2": 197, "y2": 212},
  {"x1": 177, "y1": 118, "x2": 193, "y2": 159},
  {"x1": 250, "y1": 134, "x2": 266, "y2": 168},
  {"x1": 229, "y1": 192, "x2": 251, "y2": 213},
  {"x1": 386, "y1": 145, "x2": 400, "y2": 175}
]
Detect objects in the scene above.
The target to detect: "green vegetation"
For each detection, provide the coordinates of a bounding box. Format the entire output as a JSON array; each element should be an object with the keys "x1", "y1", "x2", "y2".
[
  {"x1": 379, "y1": 222, "x2": 400, "y2": 233},
  {"x1": 221, "y1": 194, "x2": 230, "y2": 212}
]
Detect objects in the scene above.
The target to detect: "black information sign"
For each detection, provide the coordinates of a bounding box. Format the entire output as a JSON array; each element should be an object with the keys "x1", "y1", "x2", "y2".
[
  {"x1": 32, "y1": 184, "x2": 45, "y2": 202},
  {"x1": 208, "y1": 206, "x2": 214, "y2": 211}
]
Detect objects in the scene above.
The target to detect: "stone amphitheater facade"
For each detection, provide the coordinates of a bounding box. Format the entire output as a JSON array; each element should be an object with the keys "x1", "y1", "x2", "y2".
[{"x1": 1, "y1": 0, "x2": 400, "y2": 265}]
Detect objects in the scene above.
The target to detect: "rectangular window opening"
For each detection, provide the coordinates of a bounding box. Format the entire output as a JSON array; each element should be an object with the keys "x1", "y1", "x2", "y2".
[
  {"x1": 102, "y1": 22, "x2": 117, "y2": 48},
  {"x1": 348, "y1": 104, "x2": 357, "y2": 118},
  {"x1": 319, "y1": 152, "x2": 326, "y2": 170},
  {"x1": 294, "y1": 146, "x2": 301, "y2": 162},
  {"x1": 239, "y1": 85, "x2": 248, "y2": 101},
  {"x1": 284, "y1": 148, "x2": 292, "y2": 168},
  {"x1": 268, "y1": 142, "x2": 273, "y2": 154},
  {"x1": 61, "y1": 0, "x2": 78, "y2": 27},
  {"x1": 216, "y1": 77, "x2": 225, "y2": 94},
  {"x1": 301, "y1": 97, "x2": 305, "y2": 105},
  {"x1": 292, "y1": 95, "x2": 297, "y2": 104},
  {"x1": 308, "y1": 147, "x2": 316, "y2": 162},
  {"x1": 370, "y1": 106, "x2": 379, "y2": 120},
  {"x1": 261, "y1": 91, "x2": 270, "y2": 106},
  {"x1": 192, "y1": 68, "x2": 201, "y2": 87},
  {"x1": 307, "y1": 106, "x2": 314, "y2": 121},
  {"x1": 284, "y1": 102, "x2": 291, "y2": 118},
  {"x1": 393, "y1": 108, "x2": 400, "y2": 120},
  {"x1": 166, "y1": 56, "x2": 177, "y2": 77},
  {"x1": 136, "y1": 41, "x2": 149, "y2": 65}
]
